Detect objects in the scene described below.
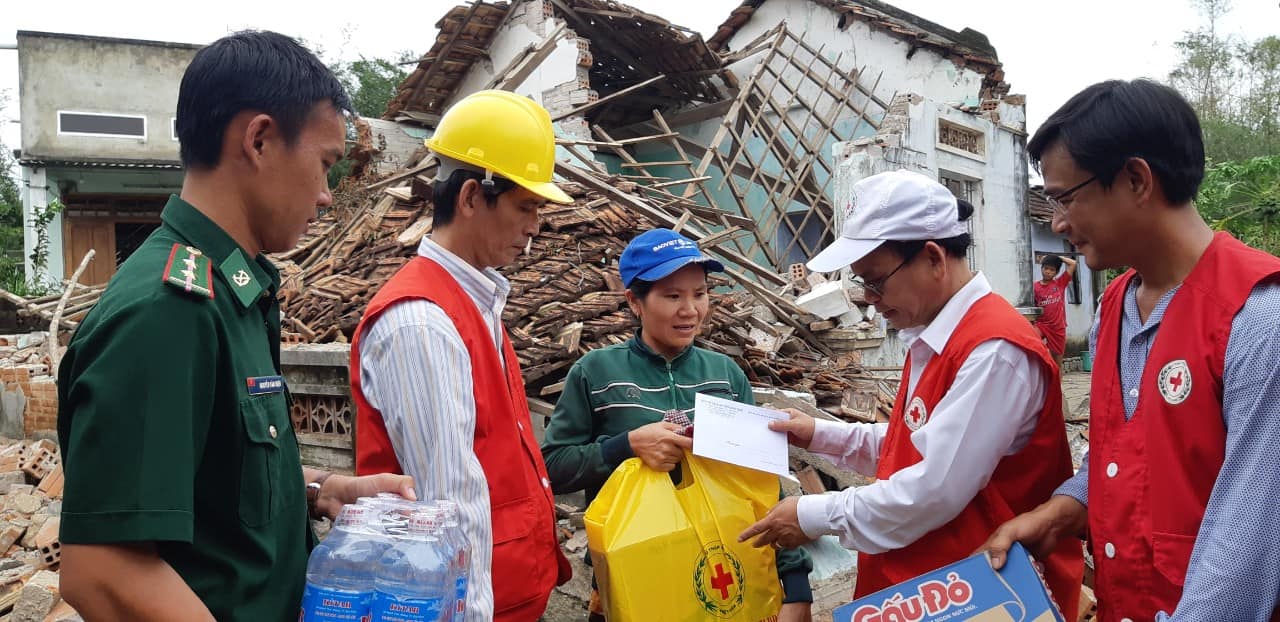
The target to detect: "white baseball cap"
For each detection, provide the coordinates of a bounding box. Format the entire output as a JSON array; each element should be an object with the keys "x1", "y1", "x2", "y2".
[{"x1": 807, "y1": 170, "x2": 967, "y2": 273}]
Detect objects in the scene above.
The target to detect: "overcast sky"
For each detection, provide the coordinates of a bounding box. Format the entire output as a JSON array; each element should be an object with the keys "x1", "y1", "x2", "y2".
[{"x1": 2, "y1": 0, "x2": 1277, "y2": 155}]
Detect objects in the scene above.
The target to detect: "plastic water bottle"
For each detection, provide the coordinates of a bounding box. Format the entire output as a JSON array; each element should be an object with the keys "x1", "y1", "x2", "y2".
[
  {"x1": 426, "y1": 508, "x2": 460, "y2": 622},
  {"x1": 362, "y1": 495, "x2": 430, "y2": 538},
  {"x1": 372, "y1": 510, "x2": 454, "y2": 621},
  {"x1": 435, "y1": 500, "x2": 470, "y2": 618},
  {"x1": 300, "y1": 504, "x2": 391, "y2": 621}
]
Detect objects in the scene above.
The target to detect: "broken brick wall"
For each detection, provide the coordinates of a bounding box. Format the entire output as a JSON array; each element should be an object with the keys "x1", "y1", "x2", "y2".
[
  {"x1": 539, "y1": 35, "x2": 595, "y2": 141},
  {"x1": 444, "y1": 0, "x2": 591, "y2": 141},
  {"x1": 0, "y1": 363, "x2": 55, "y2": 439}
]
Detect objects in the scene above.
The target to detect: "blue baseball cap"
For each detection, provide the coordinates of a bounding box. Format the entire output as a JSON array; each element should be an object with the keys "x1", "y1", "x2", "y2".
[{"x1": 619, "y1": 229, "x2": 725, "y2": 288}]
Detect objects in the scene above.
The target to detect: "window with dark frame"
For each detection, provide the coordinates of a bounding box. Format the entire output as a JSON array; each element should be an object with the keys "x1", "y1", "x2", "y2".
[
  {"x1": 940, "y1": 174, "x2": 979, "y2": 273},
  {"x1": 58, "y1": 111, "x2": 146, "y2": 138},
  {"x1": 1063, "y1": 241, "x2": 1082, "y2": 304}
]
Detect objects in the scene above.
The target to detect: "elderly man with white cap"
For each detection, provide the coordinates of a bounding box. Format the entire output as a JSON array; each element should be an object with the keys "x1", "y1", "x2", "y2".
[{"x1": 739, "y1": 170, "x2": 1082, "y2": 617}]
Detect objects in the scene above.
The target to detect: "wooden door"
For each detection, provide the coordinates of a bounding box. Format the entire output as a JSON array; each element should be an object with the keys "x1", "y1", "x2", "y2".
[{"x1": 62, "y1": 218, "x2": 116, "y2": 285}]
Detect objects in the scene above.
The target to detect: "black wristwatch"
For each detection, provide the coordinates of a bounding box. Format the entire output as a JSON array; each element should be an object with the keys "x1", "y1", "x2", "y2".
[{"x1": 306, "y1": 471, "x2": 333, "y2": 520}]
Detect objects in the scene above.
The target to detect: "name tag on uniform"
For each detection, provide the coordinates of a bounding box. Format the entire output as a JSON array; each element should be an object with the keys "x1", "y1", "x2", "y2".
[{"x1": 246, "y1": 375, "x2": 285, "y2": 395}]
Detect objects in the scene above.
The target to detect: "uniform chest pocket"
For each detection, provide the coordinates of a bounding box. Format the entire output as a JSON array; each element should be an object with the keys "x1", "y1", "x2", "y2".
[{"x1": 238, "y1": 393, "x2": 286, "y2": 527}]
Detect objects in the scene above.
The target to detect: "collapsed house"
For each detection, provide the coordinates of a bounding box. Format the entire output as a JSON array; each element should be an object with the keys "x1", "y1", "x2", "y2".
[
  {"x1": 0, "y1": 2, "x2": 1064, "y2": 617},
  {"x1": 271, "y1": 0, "x2": 1038, "y2": 475},
  {"x1": 1, "y1": 0, "x2": 1041, "y2": 472},
  {"x1": 265, "y1": 4, "x2": 1049, "y2": 614}
]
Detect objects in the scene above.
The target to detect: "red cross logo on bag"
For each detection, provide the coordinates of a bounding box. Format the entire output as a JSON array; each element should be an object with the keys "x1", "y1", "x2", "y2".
[
  {"x1": 905, "y1": 397, "x2": 930, "y2": 431},
  {"x1": 693, "y1": 543, "x2": 745, "y2": 616},
  {"x1": 1157, "y1": 359, "x2": 1192, "y2": 405},
  {"x1": 710, "y1": 563, "x2": 734, "y2": 599}
]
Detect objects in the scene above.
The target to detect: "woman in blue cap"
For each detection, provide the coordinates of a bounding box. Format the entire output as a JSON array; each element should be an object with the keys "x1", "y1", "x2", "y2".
[{"x1": 540, "y1": 228, "x2": 813, "y2": 621}]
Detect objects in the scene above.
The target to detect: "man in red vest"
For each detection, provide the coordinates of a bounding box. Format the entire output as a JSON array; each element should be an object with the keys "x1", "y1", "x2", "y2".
[
  {"x1": 985, "y1": 79, "x2": 1280, "y2": 621},
  {"x1": 350, "y1": 90, "x2": 571, "y2": 621},
  {"x1": 739, "y1": 170, "x2": 1082, "y2": 619}
]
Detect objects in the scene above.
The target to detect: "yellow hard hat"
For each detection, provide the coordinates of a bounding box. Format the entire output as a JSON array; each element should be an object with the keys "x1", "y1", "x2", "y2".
[{"x1": 427, "y1": 90, "x2": 572, "y2": 204}]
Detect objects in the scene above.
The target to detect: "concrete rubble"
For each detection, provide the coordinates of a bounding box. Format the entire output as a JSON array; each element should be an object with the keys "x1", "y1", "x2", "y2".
[{"x1": 0, "y1": 439, "x2": 79, "y2": 622}]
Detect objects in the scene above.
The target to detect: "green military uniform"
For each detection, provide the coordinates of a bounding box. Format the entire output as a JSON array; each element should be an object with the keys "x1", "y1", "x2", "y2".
[{"x1": 57, "y1": 195, "x2": 311, "y2": 621}]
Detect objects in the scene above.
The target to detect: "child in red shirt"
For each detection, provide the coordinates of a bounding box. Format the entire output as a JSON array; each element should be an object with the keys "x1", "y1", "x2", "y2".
[{"x1": 1033, "y1": 254, "x2": 1077, "y2": 369}]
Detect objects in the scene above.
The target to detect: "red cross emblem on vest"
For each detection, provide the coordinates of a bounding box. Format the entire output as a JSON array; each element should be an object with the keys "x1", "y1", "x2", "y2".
[
  {"x1": 710, "y1": 563, "x2": 734, "y2": 599},
  {"x1": 1157, "y1": 359, "x2": 1192, "y2": 405},
  {"x1": 905, "y1": 396, "x2": 929, "y2": 431}
]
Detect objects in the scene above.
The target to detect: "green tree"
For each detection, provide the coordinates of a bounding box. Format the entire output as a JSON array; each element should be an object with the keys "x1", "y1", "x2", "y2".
[
  {"x1": 1169, "y1": 0, "x2": 1236, "y2": 121},
  {"x1": 0, "y1": 145, "x2": 19, "y2": 232},
  {"x1": 333, "y1": 54, "x2": 413, "y2": 118},
  {"x1": 1168, "y1": 2, "x2": 1280, "y2": 259},
  {"x1": 1239, "y1": 36, "x2": 1280, "y2": 149},
  {"x1": 1197, "y1": 155, "x2": 1280, "y2": 256},
  {"x1": 325, "y1": 51, "x2": 415, "y2": 187},
  {"x1": 0, "y1": 93, "x2": 27, "y2": 292},
  {"x1": 305, "y1": 27, "x2": 413, "y2": 120},
  {"x1": 1168, "y1": 1, "x2": 1280, "y2": 162}
]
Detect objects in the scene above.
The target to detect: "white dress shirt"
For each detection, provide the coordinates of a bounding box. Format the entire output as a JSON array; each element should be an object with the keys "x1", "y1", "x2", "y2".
[
  {"x1": 358, "y1": 237, "x2": 510, "y2": 621},
  {"x1": 796, "y1": 273, "x2": 1047, "y2": 553}
]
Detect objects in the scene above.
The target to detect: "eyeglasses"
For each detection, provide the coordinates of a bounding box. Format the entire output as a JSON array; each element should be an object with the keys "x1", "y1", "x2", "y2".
[
  {"x1": 856, "y1": 254, "x2": 914, "y2": 296},
  {"x1": 1046, "y1": 175, "x2": 1097, "y2": 215}
]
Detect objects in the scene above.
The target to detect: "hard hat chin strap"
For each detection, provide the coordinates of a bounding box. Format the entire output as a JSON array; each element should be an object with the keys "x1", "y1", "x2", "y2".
[{"x1": 435, "y1": 155, "x2": 504, "y2": 193}]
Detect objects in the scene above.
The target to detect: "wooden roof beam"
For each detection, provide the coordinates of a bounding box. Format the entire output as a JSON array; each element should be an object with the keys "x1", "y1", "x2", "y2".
[{"x1": 407, "y1": 1, "x2": 482, "y2": 106}]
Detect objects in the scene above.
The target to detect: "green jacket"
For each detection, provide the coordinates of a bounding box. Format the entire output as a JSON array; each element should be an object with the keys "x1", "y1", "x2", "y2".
[
  {"x1": 541, "y1": 333, "x2": 813, "y2": 602},
  {"x1": 58, "y1": 196, "x2": 308, "y2": 621}
]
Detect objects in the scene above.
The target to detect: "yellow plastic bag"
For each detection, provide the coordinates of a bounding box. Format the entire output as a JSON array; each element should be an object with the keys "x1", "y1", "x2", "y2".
[{"x1": 585, "y1": 452, "x2": 783, "y2": 621}]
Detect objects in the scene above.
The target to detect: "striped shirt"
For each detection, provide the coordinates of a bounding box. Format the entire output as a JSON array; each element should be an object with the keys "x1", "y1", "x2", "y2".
[
  {"x1": 1055, "y1": 279, "x2": 1280, "y2": 621},
  {"x1": 357, "y1": 237, "x2": 511, "y2": 622}
]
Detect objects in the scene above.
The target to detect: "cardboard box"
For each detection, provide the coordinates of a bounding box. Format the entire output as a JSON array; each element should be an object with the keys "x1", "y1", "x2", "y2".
[{"x1": 833, "y1": 543, "x2": 1064, "y2": 622}]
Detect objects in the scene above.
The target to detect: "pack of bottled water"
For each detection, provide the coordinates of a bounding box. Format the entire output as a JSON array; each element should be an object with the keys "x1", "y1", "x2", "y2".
[{"x1": 300, "y1": 495, "x2": 471, "y2": 622}]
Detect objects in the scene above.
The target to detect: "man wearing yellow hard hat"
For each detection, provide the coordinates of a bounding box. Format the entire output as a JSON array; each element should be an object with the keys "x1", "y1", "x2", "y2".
[{"x1": 349, "y1": 90, "x2": 573, "y2": 621}]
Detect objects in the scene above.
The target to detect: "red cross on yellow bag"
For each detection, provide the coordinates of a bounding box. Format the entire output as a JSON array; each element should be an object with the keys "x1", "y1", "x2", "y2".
[{"x1": 585, "y1": 451, "x2": 783, "y2": 621}]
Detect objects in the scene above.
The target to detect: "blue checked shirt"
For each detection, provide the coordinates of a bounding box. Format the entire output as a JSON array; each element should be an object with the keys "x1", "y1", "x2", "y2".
[
  {"x1": 1055, "y1": 278, "x2": 1280, "y2": 621},
  {"x1": 357, "y1": 237, "x2": 511, "y2": 622}
]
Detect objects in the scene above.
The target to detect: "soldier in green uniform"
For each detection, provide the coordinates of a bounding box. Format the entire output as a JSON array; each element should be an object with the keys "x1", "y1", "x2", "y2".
[{"x1": 55, "y1": 31, "x2": 415, "y2": 621}]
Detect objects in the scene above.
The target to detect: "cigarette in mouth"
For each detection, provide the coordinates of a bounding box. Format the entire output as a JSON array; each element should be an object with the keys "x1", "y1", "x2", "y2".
[{"x1": 525, "y1": 238, "x2": 532, "y2": 255}]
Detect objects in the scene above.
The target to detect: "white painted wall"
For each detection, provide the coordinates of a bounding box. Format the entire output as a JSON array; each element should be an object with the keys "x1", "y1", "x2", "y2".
[
  {"x1": 723, "y1": 0, "x2": 990, "y2": 109},
  {"x1": 646, "y1": 0, "x2": 1009, "y2": 275},
  {"x1": 828, "y1": 95, "x2": 1034, "y2": 367},
  {"x1": 20, "y1": 167, "x2": 63, "y2": 286},
  {"x1": 831, "y1": 97, "x2": 1032, "y2": 304},
  {"x1": 923, "y1": 103, "x2": 1032, "y2": 305},
  {"x1": 443, "y1": 5, "x2": 581, "y2": 117},
  {"x1": 362, "y1": 117, "x2": 427, "y2": 177}
]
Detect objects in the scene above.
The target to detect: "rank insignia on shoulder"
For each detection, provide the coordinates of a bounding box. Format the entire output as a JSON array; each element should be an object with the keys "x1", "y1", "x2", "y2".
[{"x1": 163, "y1": 243, "x2": 215, "y2": 300}]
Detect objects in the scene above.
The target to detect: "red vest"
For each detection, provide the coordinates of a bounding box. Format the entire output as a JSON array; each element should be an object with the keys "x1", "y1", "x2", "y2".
[
  {"x1": 855, "y1": 292, "x2": 1083, "y2": 621},
  {"x1": 1089, "y1": 233, "x2": 1280, "y2": 622},
  {"x1": 350, "y1": 256, "x2": 570, "y2": 621}
]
